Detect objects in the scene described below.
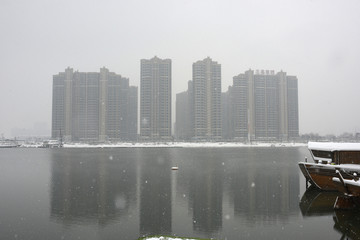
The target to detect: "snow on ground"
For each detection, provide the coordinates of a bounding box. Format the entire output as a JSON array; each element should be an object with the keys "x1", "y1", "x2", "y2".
[
  {"x1": 21, "y1": 143, "x2": 44, "y2": 148},
  {"x1": 62, "y1": 142, "x2": 306, "y2": 148}
]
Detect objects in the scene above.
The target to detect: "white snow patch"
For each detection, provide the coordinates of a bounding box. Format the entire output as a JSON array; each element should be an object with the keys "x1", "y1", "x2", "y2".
[
  {"x1": 145, "y1": 238, "x2": 197, "y2": 240},
  {"x1": 308, "y1": 141, "x2": 360, "y2": 151}
]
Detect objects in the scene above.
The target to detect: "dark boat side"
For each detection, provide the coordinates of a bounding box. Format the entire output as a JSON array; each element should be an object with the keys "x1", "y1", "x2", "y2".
[{"x1": 299, "y1": 142, "x2": 360, "y2": 191}]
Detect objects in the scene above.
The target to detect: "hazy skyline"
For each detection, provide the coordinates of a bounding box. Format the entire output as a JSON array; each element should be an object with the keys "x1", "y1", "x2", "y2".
[{"x1": 1, "y1": 0, "x2": 360, "y2": 137}]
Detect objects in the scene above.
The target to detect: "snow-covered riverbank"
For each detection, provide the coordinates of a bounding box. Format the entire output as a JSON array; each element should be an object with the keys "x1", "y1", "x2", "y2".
[{"x1": 61, "y1": 142, "x2": 306, "y2": 148}]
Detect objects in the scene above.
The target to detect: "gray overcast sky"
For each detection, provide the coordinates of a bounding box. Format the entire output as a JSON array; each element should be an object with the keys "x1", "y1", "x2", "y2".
[{"x1": 1, "y1": 0, "x2": 360, "y2": 137}]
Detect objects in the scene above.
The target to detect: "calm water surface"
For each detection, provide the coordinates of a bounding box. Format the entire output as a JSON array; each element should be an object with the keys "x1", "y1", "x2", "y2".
[{"x1": 0, "y1": 147, "x2": 359, "y2": 240}]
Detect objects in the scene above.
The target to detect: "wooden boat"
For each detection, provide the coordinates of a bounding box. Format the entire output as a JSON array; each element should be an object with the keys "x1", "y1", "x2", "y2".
[
  {"x1": 331, "y1": 169, "x2": 360, "y2": 210},
  {"x1": 298, "y1": 142, "x2": 360, "y2": 191},
  {"x1": 332, "y1": 169, "x2": 360, "y2": 197}
]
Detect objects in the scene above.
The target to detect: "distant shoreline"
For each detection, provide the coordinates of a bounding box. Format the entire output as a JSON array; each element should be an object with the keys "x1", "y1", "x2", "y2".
[{"x1": 56, "y1": 142, "x2": 307, "y2": 148}]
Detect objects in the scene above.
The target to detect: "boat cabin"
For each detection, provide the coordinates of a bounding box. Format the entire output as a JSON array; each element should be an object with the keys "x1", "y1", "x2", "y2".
[{"x1": 308, "y1": 142, "x2": 360, "y2": 165}]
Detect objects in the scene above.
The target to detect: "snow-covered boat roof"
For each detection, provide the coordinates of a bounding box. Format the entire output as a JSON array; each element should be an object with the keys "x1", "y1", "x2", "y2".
[{"x1": 308, "y1": 142, "x2": 360, "y2": 151}]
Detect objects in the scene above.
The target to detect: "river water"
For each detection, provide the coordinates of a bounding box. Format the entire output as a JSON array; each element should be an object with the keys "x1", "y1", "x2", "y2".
[{"x1": 0, "y1": 147, "x2": 359, "y2": 240}]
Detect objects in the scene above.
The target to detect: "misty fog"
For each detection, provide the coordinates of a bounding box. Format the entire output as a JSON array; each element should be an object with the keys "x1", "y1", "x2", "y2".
[{"x1": 1, "y1": 0, "x2": 360, "y2": 137}]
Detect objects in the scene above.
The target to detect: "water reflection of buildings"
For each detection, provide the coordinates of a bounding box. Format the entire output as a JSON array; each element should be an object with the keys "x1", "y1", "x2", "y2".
[
  {"x1": 50, "y1": 148, "x2": 302, "y2": 237},
  {"x1": 137, "y1": 148, "x2": 225, "y2": 237},
  {"x1": 50, "y1": 150, "x2": 137, "y2": 225},
  {"x1": 139, "y1": 149, "x2": 172, "y2": 236},
  {"x1": 50, "y1": 148, "x2": 174, "y2": 235},
  {"x1": 228, "y1": 149, "x2": 300, "y2": 225},
  {"x1": 188, "y1": 155, "x2": 223, "y2": 233},
  {"x1": 174, "y1": 148, "x2": 301, "y2": 235}
]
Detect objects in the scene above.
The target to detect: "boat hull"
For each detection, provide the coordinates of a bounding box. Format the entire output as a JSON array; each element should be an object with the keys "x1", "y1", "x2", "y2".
[
  {"x1": 299, "y1": 162, "x2": 360, "y2": 191},
  {"x1": 333, "y1": 177, "x2": 360, "y2": 197},
  {"x1": 299, "y1": 162, "x2": 340, "y2": 190}
]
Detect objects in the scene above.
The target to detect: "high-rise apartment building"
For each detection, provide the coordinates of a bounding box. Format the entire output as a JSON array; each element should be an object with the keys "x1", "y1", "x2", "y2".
[
  {"x1": 175, "y1": 81, "x2": 194, "y2": 140},
  {"x1": 52, "y1": 67, "x2": 137, "y2": 142},
  {"x1": 221, "y1": 86, "x2": 233, "y2": 140},
  {"x1": 127, "y1": 86, "x2": 138, "y2": 141},
  {"x1": 140, "y1": 56, "x2": 172, "y2": 140},
  {"x1": 192, "y1": 57, "x2": 222, "y2": 140},
  {"x1": 228, "y1": 69, "x2": 299, "y2": 141},
  {"x1": 175, "y1": 91, "x2": 188, "y2": 140}
]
